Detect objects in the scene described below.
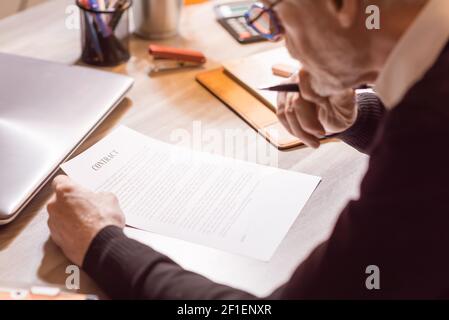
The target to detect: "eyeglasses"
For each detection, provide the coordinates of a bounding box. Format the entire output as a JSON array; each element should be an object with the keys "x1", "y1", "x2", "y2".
[{"x1": 244, "y1": 1, "x2": 284, "y2": 41}]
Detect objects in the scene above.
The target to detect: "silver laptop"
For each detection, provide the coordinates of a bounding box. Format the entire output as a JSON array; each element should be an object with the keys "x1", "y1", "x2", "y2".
[{"x1": 0, "y1": 53, "x2": 134, "y2": 224}]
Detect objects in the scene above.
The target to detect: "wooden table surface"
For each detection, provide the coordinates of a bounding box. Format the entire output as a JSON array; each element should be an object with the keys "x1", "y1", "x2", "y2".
[{"x1": 0, "y1": 0, "x2": 368, "y2": 298}]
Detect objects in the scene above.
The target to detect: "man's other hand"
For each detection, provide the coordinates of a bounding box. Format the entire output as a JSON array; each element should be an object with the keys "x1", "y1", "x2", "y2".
[
  {"x1": 277, "y1": 70, "x2": 357, "y2": 148},
  {"x1": 47, "y1": 175, "x2": 126, "y2": 266}
]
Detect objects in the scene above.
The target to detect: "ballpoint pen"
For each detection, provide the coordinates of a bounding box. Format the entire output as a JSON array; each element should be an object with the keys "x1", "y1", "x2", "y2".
[
  {"x1": 82, "y1": 10, "x2": 104, "y2": 62},
  {"x1": 260, "y1": 83, "x2": 372, "y2": 92},
  {"x1": 108, "y1": 0, "x2": 128, "y2": 30},
  {"x1": 89, "y1": 0, "x2": 112, "y2": 37},
  {"x1": 259, "y1": 83, "x2": 300, "y2": 92}
]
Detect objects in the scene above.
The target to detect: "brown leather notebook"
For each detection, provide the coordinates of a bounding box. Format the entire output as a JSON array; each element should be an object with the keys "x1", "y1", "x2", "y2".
[{"x1": 196, "y1": 67, "x2": 303, "y2": 150}]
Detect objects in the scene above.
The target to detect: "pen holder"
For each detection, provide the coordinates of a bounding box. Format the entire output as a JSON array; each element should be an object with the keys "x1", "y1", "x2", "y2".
[{"x1": 77, "y1": 0, "x2": 132, "y2": 67}]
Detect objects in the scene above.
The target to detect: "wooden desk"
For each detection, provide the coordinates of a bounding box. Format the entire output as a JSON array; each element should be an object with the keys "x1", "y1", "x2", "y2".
[{"x1": 0, "y1": 0, "x2": 368, "y2": 298}]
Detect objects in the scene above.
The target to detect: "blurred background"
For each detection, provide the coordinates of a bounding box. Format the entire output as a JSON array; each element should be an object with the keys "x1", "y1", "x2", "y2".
[
  {"x1": 0, "y1": 0, "x2": 48, "y2": 19},
  {"x1": 0, "y1": 0, "x2": 211, "y2": 20}
]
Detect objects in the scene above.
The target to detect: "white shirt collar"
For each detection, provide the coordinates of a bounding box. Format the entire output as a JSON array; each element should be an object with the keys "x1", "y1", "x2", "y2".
[{"x1": 375, "y1": 0, "x2": 449, "y2": 109}]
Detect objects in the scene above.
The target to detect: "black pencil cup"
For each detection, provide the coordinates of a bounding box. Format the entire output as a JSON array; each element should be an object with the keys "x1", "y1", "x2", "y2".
[{"x1": 77, "y1": 0, "x2": 132, "y2": 67}]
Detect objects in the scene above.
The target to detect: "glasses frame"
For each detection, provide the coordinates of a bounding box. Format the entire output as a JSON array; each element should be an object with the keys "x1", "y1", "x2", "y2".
[{"x1": 244, "y1": 0, "x2": 283, "y2": 41}]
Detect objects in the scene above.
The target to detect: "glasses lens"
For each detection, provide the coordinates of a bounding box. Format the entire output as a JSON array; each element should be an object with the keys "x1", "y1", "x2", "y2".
[{"x1": 248, "y1": 7, "x2": 273, "y2": 35}]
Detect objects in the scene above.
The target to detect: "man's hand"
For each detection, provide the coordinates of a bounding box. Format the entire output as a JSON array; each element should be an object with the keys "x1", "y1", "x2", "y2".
[
  {"x1": 277, "y1": 70, "x2": 357, "y2": 148},
  {"x1": 47, "y1": 175, "x2": 126, "y2": 266}
]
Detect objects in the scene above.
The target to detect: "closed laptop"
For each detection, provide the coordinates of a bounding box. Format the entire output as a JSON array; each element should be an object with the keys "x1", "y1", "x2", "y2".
[{"x1": 0, "y1": 53, "x2": 134, "y2": 224}]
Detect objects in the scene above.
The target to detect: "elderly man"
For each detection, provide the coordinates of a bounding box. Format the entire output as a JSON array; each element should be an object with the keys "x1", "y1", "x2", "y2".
[{"x1": 47, "y1": 0, "x2": 449, "y2": 299}]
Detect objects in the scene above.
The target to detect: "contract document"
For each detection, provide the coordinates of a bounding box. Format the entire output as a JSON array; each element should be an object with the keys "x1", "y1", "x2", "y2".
[{"x1": 61, "y1": 126, "x2": 321, "y2": 261}]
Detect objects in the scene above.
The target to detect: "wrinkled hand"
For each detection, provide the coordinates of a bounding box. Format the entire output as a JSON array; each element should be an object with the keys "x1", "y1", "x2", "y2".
[
  {"x1": 277, "y1": 70, "x2": 357, "y2": 148},
  {"x1": 47, "y1": 175, "x2": 126, "y2": 266}
]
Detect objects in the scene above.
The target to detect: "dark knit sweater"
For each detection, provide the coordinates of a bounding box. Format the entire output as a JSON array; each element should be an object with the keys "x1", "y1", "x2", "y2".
[{"x1": 83, "y1": 43, "x2": 449, "y2": 299}]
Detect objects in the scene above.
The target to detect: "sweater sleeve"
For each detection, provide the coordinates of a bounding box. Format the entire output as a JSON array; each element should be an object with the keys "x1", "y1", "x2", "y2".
[
  {"x1": 337, "y1": 92, "x2": 386, "y2": 154},
  {"x1": 83, "y1": 226, "x2": 264, "y2": 299}
]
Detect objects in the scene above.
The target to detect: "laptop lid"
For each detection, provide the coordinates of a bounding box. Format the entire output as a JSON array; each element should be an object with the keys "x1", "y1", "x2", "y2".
[{"x1": 0, "y1": 53, "x2": 134, "y2": 224}]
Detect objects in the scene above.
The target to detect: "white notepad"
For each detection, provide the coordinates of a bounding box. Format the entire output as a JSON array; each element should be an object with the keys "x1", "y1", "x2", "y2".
[
  {"x1": 61, "y1": 126, "x2": 320, "y2": 261},
  {"x1": 223, "y1": 47, "x2": 301, "y2": 111}
]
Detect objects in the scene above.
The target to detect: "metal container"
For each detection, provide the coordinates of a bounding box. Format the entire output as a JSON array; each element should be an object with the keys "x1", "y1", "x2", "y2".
[{"x1": 133, "y1": 0, "x2": 183, "y2": 39}]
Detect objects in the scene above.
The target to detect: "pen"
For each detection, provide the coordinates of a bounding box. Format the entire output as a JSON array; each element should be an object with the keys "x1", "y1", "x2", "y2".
[
  {"x1": 260, "y1": 83, "x2": 372, "y2": 92},
  {"x1": 89, "y1": 0, "x2": 112, "y2": 37},
  {"x1": 82, "y1": 11, "x2": 104, "y2": 61},
  {"x1": 259, "y1": 83, "x2": 300, "y2": 92},
  {"x1": 108, "y1": 0, "x2": 128, "y2": 30}
]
